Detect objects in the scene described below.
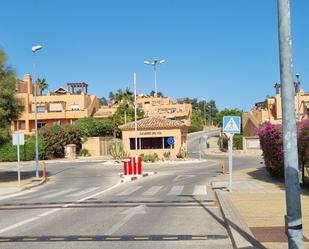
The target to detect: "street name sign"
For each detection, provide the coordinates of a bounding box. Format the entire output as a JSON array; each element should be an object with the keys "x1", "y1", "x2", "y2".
[{"x1": 223, "y1": 116, "x2": 241, "y2": 134}]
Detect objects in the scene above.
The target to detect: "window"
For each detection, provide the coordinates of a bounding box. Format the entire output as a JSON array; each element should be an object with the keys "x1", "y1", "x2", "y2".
[
  {"x1": 71, "y1": 104, "x2": 80, "y2": 111},
  {"x1": 129, "y1": 137, "x2": 174, "y2": 150},
  {"x1": 37, "y1": 122, "x2": 46, "y2": 129},
  {"x1": 37, "y1": 105, "x2": 46, "y2": 113},
  {"x1": 49, "y1": 103, "x2": 63, "y2": 112}
]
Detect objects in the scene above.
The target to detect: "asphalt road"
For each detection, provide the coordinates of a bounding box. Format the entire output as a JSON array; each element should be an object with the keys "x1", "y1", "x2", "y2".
[{"x1": 0, "y1": 131, "x2": 264, "y2": 249}]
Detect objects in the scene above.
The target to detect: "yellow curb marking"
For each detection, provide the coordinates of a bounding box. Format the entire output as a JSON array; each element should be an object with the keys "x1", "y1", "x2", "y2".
[
  {"x1": 0, "y1": 239, "x2": 10, "y2": 242},
  {"x1": 105, "y1": 237, "x2": 120, "y2": 240},
  {"x1": 77, "y1": 237, "x2": 93, "y2": 241},
  {"x1": 49, "y1": 237, "x2": 65, "y2": 241},
  {"x1": 192, "y1": 236, "x2": 208, "y2": 240},
  {"x1": 134, "y1": 236, "x2": 149, "y2": 240},
  {"x1": 163, "y1": 236, "x2": 178, "y2": 240},
  {"x1": 23, "y1": 238, "x2": 38, "y2": 241}
]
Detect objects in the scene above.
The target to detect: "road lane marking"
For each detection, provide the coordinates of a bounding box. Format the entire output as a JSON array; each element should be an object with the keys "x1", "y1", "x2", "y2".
[
  {"x1": 134, "y1": 236, "x2": 149, "y2": 240},
  {"x1": 163, "y1": 236, "x2": 178, "y2": 240},
  {"x1": 49, "y1": 237, "x2": 65, "y2": 241},
  {"x1": 142, "y1": 186, "x2": 162, "y2": 196},
  {"x1": 192, "y1": 235, "x2": 208, "y2": 240},
  {"x1": 167, "y1": 185, "x2": 184, "y2": 195},
  {"x1": 193, "y1": 185, "x2": 207, "y2": 195},
  {"x1": 77, "y1": 237, "x2": 93, "y2": 241},
  {"x1": 117, "y1": 186, "x2": 142, "y2": 196},
  {"x1": 105, "y1": 237, "x2": 120, "y2": 240},
  {"x1": 68, "y1": 187, "x2": 100, "y2": 197},
  {"x1": 40, "y1": 188, "x2": 78, "y2": 199},
  {"x1": 0, "y1": 217, "x2": 37, "y2": 234},
  {"x1": 23, "y1": 237, "x2": 38, "y2": 241}
]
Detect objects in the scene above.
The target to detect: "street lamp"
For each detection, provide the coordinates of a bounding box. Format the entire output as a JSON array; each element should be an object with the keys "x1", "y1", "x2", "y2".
[
  {"x1": 32, "y1": 44, "x2": 43, "y2": 178},
  {"x1": 144, "y1": 59, "x2": 165, "y2": 112}
]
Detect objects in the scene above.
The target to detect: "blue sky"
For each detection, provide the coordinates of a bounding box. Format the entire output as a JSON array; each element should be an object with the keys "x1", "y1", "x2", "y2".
[{"x1": 1, "y1": 0, "x2": 308, "y2": 111}]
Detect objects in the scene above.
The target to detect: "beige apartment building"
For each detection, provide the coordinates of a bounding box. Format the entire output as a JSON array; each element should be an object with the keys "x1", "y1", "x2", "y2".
[
  {"x1": 12, "y1": 74, "x2": 100, "y2": 134},
  {"x1": 243, "y1": 83, "x2": 309, "y2": 149},
  {"x1": 94, "y1": 95, "x2": 192, "y2": 125}
]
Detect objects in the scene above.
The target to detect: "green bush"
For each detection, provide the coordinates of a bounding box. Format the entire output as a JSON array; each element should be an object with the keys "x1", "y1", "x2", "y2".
[
  {"x1": 40, "y1": 125, "x2": 81, "y2": 158},
  {"x1": 140, "y1": 153, "x2": 158, "y2": 162},
  {"x1": 218, "y1": 134, "x2": 243, "y2": 151},
  {"x1": 79, "y1": 148, "x2": 91, "y2": 157},
  {"x1": 75, "y1": 117, "x2": 114, "y2": 137},
  {"x1": 0, "y1": 135, "x2": 48, "y2": 162},
  {"x1": 108, "y1": 139, "x2": 126, "y2": 160}
]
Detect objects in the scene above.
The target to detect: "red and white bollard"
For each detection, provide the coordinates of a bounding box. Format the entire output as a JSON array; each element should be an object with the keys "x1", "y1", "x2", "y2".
[
  {"x1": 123, "y1": 158, "x2": 130, "y2": 175},
  {"x1": 138, "y1": 156, "x2": 142, "y2": 175},
  {"x1": 128, "y1": 157, "x2": 133, "y2": 175}
]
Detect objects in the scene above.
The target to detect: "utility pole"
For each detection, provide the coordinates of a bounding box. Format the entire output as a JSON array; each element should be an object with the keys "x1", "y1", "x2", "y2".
[
  {"x1": 278, "y1": 1, "x2": 303, "y2": 248},
  {"x1": 134, "y1": 72, "x2": 138, "y2": 151}
]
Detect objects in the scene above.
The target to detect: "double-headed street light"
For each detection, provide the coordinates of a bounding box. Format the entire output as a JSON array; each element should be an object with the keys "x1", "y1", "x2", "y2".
[
  {"x1": 144, "y1": 59, "x2": 165, "y2": 100},
  {"x1": 32, "y1": 44, "x2": 43, "y2": 178}
]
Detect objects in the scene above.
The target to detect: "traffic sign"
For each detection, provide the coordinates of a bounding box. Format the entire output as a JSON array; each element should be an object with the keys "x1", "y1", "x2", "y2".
[
  {"x1": 167, "y1": 137, "x2": 174, "y2": 145},
  {"x1": 12, "y1": 132, "x2": 25, "y2": 145},
  {"x1": 223, "y1": 116, "x2": 241, "y2": 134}
]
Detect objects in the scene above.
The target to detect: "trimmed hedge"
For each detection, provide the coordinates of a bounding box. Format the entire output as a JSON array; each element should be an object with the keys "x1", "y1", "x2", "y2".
[
  {"x1": 0, "y1": 136, "x2": 48, "y2": 162},
  {"x1": 218, "y1": 134, "x2": 243, "y2": 151}
]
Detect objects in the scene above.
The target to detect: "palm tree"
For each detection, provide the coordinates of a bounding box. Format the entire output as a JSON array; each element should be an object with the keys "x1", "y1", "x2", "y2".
[
  {"x1": 114, "y1": 88, "x2": 134, "y2": 124},
  {"x1": 36, "y1": 78, "x2": 48, "y2": 95}
]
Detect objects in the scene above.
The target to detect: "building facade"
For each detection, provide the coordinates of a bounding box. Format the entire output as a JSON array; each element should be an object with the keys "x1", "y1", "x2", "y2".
[
  {"x1": 243, "y1": 83, "x2": 309, "y2": 149},
  {"x1": 119, "y1": 116, "x2": 188, "y2": 159},
  {"x1": 12, "y1": 74, "x2": 100, "y2": 134},
  {"x1": 94, "y1": 95, "x2": 192, "y2": 125}
]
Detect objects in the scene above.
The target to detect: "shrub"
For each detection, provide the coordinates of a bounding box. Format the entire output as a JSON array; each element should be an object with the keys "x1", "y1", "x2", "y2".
[
  {"x1": 75, "y1": 117, "x2": 114, "y2": 137},
  {"x1": 140, "y1": 153, "x2": 158, "y2": 162},
  {"x1": 298, "y1": 119, "x2": 309, "y2": 164},
  {"x1": 79, "y1": 148, "x2": 91, "y2": 157},
  {"x1": 218, "y1": 134, "x2": 243, "y2": 151},
  {"x1": 109, "y1": 139, "x2": 126, "y2": 160},
  {"x1": 176, "y1": 148, "x2": 188, "y2": 159},
  {"x1": 40, "y1": 125, "x2": 81, "y2": 158},
  {"x1": 163, "y1": 151, "x2": 171, "y2": 160},
  {"x1": 256, "y1": 122, "x2": 284, "y2": 178},
  {"x1": 0, "y1": 135, "x2": 48, "y2": 162}
]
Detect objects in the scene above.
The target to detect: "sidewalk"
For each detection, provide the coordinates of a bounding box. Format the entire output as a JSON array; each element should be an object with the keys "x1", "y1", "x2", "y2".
[{"x1": 212, "y1": 167, "x2": 309, "y2": 249}]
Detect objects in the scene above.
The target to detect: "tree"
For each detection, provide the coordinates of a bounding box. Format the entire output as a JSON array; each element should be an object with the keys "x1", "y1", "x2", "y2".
[
  {"x1": 113, "y1": 88, "x2": 134, "y2": 124},
  {"x1": 36, "y1": 78, "x2": 48, "y2": 95},
  {"x1": 150, "y1": 90, "x2": 164, "y2": 97},
  {"x1": 188, "y1": 109, "x2": 205, "y2": 133},
  {"x1": 98, "y1": 97, "x2": 108, "y2": 106},
  {"x1": 75, "y1": 117, "x2": 114, "y2": 137},
  {"x1": 213, "y1": 108, "x2": 243, "y2": 127},
  {"x1": 0, "y1": 49, "x2": 23, "y2": 144}
]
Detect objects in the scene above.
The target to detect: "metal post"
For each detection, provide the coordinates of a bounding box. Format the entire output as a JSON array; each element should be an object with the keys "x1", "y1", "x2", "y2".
[
  {"x1": 33, "y1": 54, "x2": 39, "y2": 178},
  {"x1": 17, "y1": 133, "x2": 21, "y2": 185},
  {"x1": 278, "y1": 0, "x2": 303, "y2": 247},
  {"x1": 134, "y1": 73, "x2": 138, "y2": 150},
  {"x1": 199, "y1": 137, "x2": 201, "y2": 161},
  {"x1": 153, "y1": 65, "x2": 158, "y2": 113},
  {"x1": 228, "y1": 134, "x2": 233, "y2": 192}
]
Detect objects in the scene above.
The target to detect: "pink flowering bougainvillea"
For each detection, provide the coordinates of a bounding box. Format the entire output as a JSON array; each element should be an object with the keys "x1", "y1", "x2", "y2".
[
  {"x1": 257, "y1": 119, "x2": 309, "y2": 178},
  {"x1": 256, "y1": 122, "x2": 284, "y2": 177}
]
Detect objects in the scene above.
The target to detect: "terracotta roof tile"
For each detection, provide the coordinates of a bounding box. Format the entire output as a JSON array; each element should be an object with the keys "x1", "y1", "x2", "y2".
[{"x1": 119, "y1": 116, "x2": 187, "y2": 131}]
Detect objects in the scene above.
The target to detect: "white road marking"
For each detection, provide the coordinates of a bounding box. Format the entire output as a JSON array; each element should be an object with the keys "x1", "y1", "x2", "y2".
[
  {"x1": 0, "y1": 189, "x2": 35, "y2": 201},
  {"x1": 117, "y1": 186, "x2": 142, "y2": 196},
  {"x1": 40, "y1": 188, "x2": 78, "y2": 199},
  {"x1": 104, "y1": 205, "x2": 146, "y2": 235},
  {"x1": 193, "y1": 185, "x2": 207, "y2": 195},
  {"x1": 167, "y1": 185, "x2": 184, "y2": 195},
  {"x1": 173, "y1": 175, "x2": 195, "y2": 182},
  {"x1": 68, "y1": 187, "x2": 100, "y2": 197},
  {"x1": 142, "y1": 186, "x2": 163, "y2": 196},
  {"x1": 0, "y1": 183, "x2": 121, "y2": 235}
]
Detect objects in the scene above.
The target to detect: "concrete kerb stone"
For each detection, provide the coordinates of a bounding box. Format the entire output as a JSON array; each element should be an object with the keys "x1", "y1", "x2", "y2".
[
  {"x1": 119, "y1": 172, "x2": 157, "y2": 183},
  {"x1": 215, "y1": 189, "x2": 261, "y2": 249}
]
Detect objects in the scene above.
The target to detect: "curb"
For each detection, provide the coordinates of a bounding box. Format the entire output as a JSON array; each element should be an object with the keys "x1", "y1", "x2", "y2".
[
  {"x1": 0, "y1": 178, "x2": 46, "y2": 199},
  {"x1": 119, "y1": 172, "x2": 157, "y2": 183},
  {"x1": 214, "y1": 189, "x2": 262, "y2": 249}
]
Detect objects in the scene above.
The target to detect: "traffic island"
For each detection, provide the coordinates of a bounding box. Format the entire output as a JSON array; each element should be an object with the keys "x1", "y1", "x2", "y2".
[{"x1": 119, "y1": 172, "x2": 157, "y2": 184}]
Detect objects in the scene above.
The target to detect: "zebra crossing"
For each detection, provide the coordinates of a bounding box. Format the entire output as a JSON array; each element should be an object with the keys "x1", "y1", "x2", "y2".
[
  {"x1": 116, "y1": 185, "x2": 208, "y2": 197},
  {"x1": 15, "y1": 184, "x2": 208, "y2": 201}
]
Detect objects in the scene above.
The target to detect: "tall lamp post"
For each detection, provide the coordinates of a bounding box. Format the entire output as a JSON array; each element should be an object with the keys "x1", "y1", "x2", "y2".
[
  {"x1": 32, "y1": 45, "x2": 43, "y2": 178},
  {"x1": 144, "y1": 59, "x2": 165, "y2": 112}
]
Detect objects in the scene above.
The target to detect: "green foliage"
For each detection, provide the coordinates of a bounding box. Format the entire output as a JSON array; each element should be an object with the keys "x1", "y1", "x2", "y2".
[
  {"x1": 108, "y1": 139, "x2": 126, "y2": 160},
  {"x1": 188, "y1": 109, "x2": 204, "y2": 133},
  {"x1": 40, "y1": 125, "x2": 81, "y2": 158},
  {"x1": 36, "y1": 78, "x2": 48, "y2": 95},
  {"x1": 213, "y1": 108, "x2": 243, "y2": 127},
  {"x1": 75, "y1": 117, "x2": 114, "y2": 137},
  {"x1": 218, "y1": 134, "x2": 243, "y2": 151},
  {"x1": 150, "y1": 90, "x2": 164, "y2": 97},
  {"x1": 79, "y1": 148, "x2": 91, "y2": 157},
  {"x1": 0, "y1": 136, "x2": 48, "y2": 162},
  {"x1": 98, "y1": 97, "x2": 108, "y2": 106},
  {"x1": 163, "y1": 151, "x2": 171, "y2": 160},
  {"x1": 113, "y1": 104, "x2": 144, "y2": 129},
  {"x1": 0, "y1": 49, "x2": 23, "y2": 144},
  {"x1": 140, "y1": 153, "x2": 158, "y2": 162}
]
